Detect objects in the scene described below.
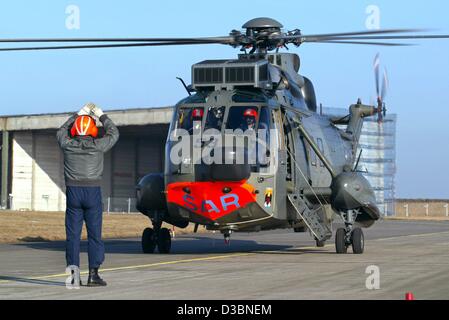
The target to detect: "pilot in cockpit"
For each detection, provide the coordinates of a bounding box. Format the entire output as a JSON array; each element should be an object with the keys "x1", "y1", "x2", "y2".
[{"x1": 241, "y1": 108, "x2": 258, "y2": 131}]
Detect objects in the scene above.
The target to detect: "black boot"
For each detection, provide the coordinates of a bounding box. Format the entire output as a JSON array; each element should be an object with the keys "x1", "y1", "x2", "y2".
[{"x1": 87, "y1": 268, "x2": 107, "y2": 287}]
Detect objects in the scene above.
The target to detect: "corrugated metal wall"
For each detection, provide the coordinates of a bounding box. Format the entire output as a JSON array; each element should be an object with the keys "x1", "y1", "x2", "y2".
[
  {"x1": 33, "y1": 133, "x2": 65, "y2": 211},
  {"x1": 11, "y1": 132, "x2": 34, "y2": 210},
  {"x1": 112, "y1": 138, "x2": 137, "y2": 198},
  {"x1": 137, "y1": 138, "x2": 164, "y2": 180}
]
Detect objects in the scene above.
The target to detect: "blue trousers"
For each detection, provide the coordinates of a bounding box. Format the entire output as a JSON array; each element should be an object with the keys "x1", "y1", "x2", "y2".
[{"x1": 65, "y1": 186, "x2": 105, "y2": 269}]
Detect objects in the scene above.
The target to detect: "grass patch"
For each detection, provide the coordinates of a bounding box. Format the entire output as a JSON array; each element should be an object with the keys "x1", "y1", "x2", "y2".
[{"x1": 0, "y1": 210, "x2": 205, "y2": 244}]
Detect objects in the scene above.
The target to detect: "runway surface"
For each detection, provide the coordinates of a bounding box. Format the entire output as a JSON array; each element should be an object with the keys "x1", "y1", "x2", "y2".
[{"x1": 1, "y1": 220, "x2": 449, "y2": 300}]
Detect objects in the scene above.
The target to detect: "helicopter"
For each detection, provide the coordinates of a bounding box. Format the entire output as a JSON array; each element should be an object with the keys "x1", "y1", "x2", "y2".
[{"x1": 2, "y1": 17, "x2": 448, "y2": 254}]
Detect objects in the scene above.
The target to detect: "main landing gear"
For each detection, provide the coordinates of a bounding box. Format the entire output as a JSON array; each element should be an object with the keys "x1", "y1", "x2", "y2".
[
  {"x1": 142, "y1": 219, "x2": 172, "y2": 254},
  {"x1": 335, "y1": 209, "x2": 364, "y2": 254}
]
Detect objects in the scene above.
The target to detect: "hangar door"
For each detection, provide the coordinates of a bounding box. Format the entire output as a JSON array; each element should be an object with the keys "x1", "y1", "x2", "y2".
[
  {"x1": 33, "y1": 133, "x2": 65, "y2": 211},
  {"x1": 111, "y1": 137, "x2": 163, "y2": 199},
  {"x1": 137, "y1": 138, "x2": 164, "y2": 180}
]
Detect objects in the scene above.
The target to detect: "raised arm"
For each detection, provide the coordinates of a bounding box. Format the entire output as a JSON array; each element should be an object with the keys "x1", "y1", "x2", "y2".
[
  {"x1": 56, "y1": 113, "x2": 77, "y2": 149},
  {"x1": 93, "y1": 108, "x2": 120, "y2": 152}
]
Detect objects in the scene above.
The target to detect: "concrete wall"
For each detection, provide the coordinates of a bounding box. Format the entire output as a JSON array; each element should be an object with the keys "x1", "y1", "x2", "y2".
[{"x1": 0, "y1": 107, "x2": 173, "y2": 131}]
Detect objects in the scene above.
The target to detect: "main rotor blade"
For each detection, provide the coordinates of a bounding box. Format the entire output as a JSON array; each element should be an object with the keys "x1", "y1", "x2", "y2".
[
  {"x1": 0, "y1": 36, "x2": 235, "y2": 44},
  {"x1": 317, "y1": 40, "x2": 412, "y2": 46},
  {"x1": 321, "y1": 34, "x2": 449, "y2": 41},
  {"x1": 0, "y1": 41, "x2": 226, "y2": 52},
  {"x1": 282, "y1": 29, "x2": 423, "y2": 42}
]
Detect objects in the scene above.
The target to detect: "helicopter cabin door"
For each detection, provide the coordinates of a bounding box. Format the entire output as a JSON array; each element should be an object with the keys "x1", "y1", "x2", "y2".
[{"x1": 306, "y1": 134, "x2": 329, "y2": 188}]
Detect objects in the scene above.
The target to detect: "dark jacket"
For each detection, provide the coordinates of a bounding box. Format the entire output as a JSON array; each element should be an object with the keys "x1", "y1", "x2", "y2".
[{"x1": 57, "y1": 114, "x2": 119, "y2": 187}]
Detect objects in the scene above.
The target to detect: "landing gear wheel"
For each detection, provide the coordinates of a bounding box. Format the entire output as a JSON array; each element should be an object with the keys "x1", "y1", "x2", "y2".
[
  {"x1": 142, "y1": 228, "x2": 156, "y2": 253},
  {"x1": 157, "y1": 228, "x2": 172, "y2": 253},
  {"x1": 315, "y1": 238, "x2": 326, "y2": 248},
  {"x1": 351, "y1": 228, "x2": 364, "y2": 254},
  {"x1": 335, "y1": 228, "x2": 348, "y2": 254}
]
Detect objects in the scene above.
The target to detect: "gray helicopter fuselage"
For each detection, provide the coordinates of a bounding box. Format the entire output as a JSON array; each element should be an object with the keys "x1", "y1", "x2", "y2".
[{"x1": 136, "y1": 52, "x2": 380, "y2": 234}]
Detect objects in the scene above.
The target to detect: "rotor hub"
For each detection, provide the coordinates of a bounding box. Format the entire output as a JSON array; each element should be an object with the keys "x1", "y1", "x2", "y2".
[
  {"x1": 242, "y1": 17, "x2": 283, "y2": 30},
  {"x1": 238, "y1": 17, "x2": 288, "y2": 53}
]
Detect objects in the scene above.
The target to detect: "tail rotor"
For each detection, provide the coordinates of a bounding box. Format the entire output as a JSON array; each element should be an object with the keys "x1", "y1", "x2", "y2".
[{"x1": 373, "y1": 53, "x2": 389, "y2": 123}]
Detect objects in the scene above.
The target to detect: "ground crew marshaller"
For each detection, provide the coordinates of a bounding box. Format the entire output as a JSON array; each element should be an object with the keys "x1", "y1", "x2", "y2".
[{"x1": 57, "y1": 103, "x2": 119, "y2": 286}]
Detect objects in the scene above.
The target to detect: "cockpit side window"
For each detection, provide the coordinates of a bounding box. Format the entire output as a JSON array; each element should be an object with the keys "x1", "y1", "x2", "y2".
[
  {"x1": 258, "y1": 107, "x2": 270, "y2": 132},
  {"x1": 175, "y1": 107, "x2": 204, "y2": 134},
  {"x1": 257, "y1": 107, "x2": 271, "y2": 169}
]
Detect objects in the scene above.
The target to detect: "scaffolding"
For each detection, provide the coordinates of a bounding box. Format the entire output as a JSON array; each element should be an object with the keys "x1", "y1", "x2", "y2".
[{"x1": 324, "y1": 107, "x2": 397, "y2": 217}]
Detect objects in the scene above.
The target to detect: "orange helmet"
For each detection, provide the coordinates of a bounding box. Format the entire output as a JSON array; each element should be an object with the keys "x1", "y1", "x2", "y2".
[
  {"x1": 192, "y1": 108, "x2": 204, "y2": 120},
  {"x1": 243, "y1": 108, "x2": 258, "y2": 118},
  {"x1": 71, "y1": 115, "x2": 98, "y2": 138}
]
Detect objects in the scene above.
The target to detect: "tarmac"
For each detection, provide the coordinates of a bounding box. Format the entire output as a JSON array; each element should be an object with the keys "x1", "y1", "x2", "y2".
[{"x1": 1, "y1": 220, "x2": 449, "y2": 300}]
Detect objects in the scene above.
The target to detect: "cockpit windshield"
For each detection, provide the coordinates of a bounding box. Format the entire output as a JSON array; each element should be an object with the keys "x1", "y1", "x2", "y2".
[
  {"x1": 226, "y1": 106, "x2": 259, "y2": 131},
  {"x1": 170, "y1": 104, "x2": 273, "y2": 172},
  {"x1": 173, "y1": 105, "x2": 271, "y2": 135},
  {"x1": 205, "y1": 106, "x2": 225, "y2": 131}
]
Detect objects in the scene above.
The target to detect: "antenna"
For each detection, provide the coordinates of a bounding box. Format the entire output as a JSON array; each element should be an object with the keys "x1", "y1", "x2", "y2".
[
  {"x1": 353, "y1": 149, "x2": 363, "y2": 172},
  {"x1": 176, "y1": 77, "x2": 191, "y2": 96}
]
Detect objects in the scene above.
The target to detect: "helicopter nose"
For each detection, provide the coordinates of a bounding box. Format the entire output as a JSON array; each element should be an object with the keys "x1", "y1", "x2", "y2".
[{"x1": 195, "y1": 146, "x2": 251, "y2": 182}]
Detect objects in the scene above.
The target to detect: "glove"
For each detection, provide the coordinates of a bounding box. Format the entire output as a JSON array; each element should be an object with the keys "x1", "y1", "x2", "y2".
[
  {"x1": 78, "y1": 102, "x2": 96, "y2": 116},
  {"x1": 92, "y1": 105, "x2": 104, "y2": 118}
]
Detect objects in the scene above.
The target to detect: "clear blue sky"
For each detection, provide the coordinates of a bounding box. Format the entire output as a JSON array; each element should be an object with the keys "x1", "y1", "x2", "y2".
[{"x1": 0, "y1": 0, "x2": 448, "y2": 199}]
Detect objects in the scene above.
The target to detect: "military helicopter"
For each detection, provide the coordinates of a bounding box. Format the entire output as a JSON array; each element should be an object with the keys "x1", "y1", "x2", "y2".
[{"x1": 2, "y1": 17, "x2": 448, "y2": 254}]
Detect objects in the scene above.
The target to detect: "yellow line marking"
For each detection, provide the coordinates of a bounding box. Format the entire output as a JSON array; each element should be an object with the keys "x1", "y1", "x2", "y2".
[{"x1": 0, "y1": 253, "x2": 252, "y2": 285}]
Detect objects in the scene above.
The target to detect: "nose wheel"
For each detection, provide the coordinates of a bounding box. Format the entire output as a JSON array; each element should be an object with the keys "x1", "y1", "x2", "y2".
[
  {"x1": 142, "y1": 219, "x2": 172, "y2": 254},
  {"x1": 157, "y1": 227, "x2": 172, "y2": 253},
  {"x1": 335, "y1": 210, "x2": 365, "y2": 254},
  {"x1": 142, "y1": 227, "x2": 156, "y2": 253},
  {"x1": 351, "y1": 228, "x2": 364, "y2": 254},
  {"x1": 335, "y1": 227, "x2": 364, "y2": 254}
]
